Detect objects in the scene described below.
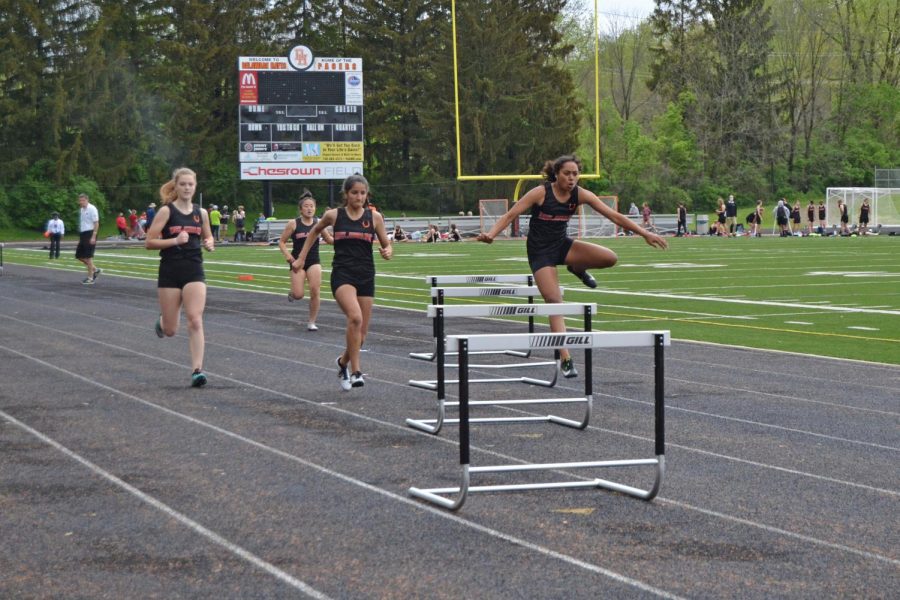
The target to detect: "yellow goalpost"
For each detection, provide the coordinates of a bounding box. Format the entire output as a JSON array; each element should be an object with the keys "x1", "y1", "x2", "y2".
[{"x1": 451, "y1": 0, "x2": 602, "y2": 202}]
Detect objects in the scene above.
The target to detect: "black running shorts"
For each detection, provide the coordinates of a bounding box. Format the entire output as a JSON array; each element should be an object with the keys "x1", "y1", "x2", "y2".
[
  {"x1": 330, "y1": 269, "x2": 375, "y2": 297},
  {"x1": 527, "y1": 237, "x2": 574, "y2": 273},
  {"x1": 158, "y1": 259, "x2": 205, "y2": 289}
]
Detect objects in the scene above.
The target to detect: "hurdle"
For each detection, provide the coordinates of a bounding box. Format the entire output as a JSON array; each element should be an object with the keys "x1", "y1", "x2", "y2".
[
  {"x1": 409, "y1": 285, "x2": 563, "y2": 392},
  {"x1": 410, "y1": 275, "x2": 539, "y2": 362},
  {"x1": 406, "y1": 302, "x2": 596, "y2": 434},
  {"x1": 0, "y1": 243, "x2": 3, "y2": 275},
  {"x1": 408, "y1": 330, "x2": 670, "y2": 511}
]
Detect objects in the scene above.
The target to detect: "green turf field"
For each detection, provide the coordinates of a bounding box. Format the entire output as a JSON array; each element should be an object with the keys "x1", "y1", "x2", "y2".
[{"x1": 4, "y1": 235, "x2": 898, "y2": 364}]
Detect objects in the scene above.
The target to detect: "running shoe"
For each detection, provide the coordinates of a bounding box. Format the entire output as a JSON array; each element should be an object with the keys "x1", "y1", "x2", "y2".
[
  {"x1": 560, "y1": 357, "x2": 578, "y2": 379},
  {"x1": 155, "y1": 315, "x2": 164, "y2": 338},
  {"x1": 191, "y1": 369, "x2": 207, "y2": 387},
  {"x1": 81, "y1": 277, "x2": 94, "y2": 285},
  {"x1": 287, "y1": 292, "x2": 295, "y2": 303},
  {"x1": 567, "y1": 266, "x2": 597, "y2": 289},
  {"x1": 336, "y1": 356, "x2": 351, "y2": 391},
  {"x1": 92, "y1": 267, "x2": 102, "y2": 281},
  {"x1": 307, "y1": 323, "x2": 318, "y2": 331},
  {"x1": 350, "y1": 371, "x2": 365, "y2": 388}
]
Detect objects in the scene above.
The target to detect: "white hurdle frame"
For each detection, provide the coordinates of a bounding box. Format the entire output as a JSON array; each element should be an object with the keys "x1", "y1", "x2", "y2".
[
  {"x1": 409, "y1": 330, "x2": 671, "y2": 511},
  {"x1": 410, "y1": 275, "x2": 539, "y2": 362},
  {"x1": 407, "y1": 303, "x2": 597, "y2": 435}
]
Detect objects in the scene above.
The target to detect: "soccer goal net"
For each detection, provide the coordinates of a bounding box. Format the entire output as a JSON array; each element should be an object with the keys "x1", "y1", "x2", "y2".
[
  {"x1": 479, "y1": 199, "x2": 509, "y2": 235},
  {"x1": 573, "y1": 196, "x2": 619, "y2": 238},
  {"x1": 826, "y1": 188, "x2": 900, "y2": 227}
]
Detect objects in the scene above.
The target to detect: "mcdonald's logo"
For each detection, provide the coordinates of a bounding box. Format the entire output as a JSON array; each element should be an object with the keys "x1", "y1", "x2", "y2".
[{"x1": 241, "y1": 72, "x2": 257, "y2": 86}]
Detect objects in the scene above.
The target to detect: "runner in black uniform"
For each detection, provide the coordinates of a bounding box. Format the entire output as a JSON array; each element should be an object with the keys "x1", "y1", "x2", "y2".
[
  {"x1": 279, "y1": 191, "x2": 333, "y2": 331},
  {"x1": 477, "y1": 154, "x2": 667, "y2": 378},
  {"x1": 817, "y1": 201, "x2": 827, "y2": 231},
  {"x1": 296, "y1": 174, "x2": 392, "y2": 391},
  {"x1": 145, "y1": 167, "x2": 215, "y2": 387},
  {"x1": 807, "y1": 201, "x2": 816, "y2": 235}
]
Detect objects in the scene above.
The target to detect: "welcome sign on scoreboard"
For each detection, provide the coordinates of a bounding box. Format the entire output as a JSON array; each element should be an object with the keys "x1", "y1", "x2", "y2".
[{"x1": 238, "y1": 47, "x2": 363, "y2": 180}]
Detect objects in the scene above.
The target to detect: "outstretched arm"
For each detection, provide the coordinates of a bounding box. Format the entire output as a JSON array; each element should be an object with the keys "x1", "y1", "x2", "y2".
[
  {"x1": 581, "y1": 190, "x2": 668, "y2": 250},
  {"x1": 476, "y1": 186, "x2": 542, "y2": 243}
]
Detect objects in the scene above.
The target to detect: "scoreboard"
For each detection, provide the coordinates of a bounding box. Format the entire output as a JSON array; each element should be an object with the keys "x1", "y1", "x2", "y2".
[{"x1": 238, "y1": 49, "x2": 363, "y2": 180}]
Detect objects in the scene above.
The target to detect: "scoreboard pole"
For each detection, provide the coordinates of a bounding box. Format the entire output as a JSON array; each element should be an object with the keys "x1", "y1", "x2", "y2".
[{"x1": 263, "y1": 181, "x2": 273, "y2": 218}]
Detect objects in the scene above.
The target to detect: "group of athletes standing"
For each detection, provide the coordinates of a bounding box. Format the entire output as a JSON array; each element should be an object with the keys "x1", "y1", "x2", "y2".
[{"x1": 145, "y1": 155, "x2": 665, "y2": 390}]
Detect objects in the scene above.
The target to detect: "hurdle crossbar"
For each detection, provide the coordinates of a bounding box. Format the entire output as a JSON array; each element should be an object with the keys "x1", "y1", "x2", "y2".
[
  {"x1": 410, "y1": 275, "x2": 538, "y2": 362},
  {"x1": 408, "y1": 330, "x2": 670, "y2": 511},
  {"x1": 0, "y1": 242, "x2": 4, "y2": 275},
  {"x1": 407, "y1": 303, "x2": 594, "y2": 434}
]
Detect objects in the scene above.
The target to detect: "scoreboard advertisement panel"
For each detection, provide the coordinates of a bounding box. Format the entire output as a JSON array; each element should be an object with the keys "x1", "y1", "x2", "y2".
[{"x1": 238, "y1": 49, "x2": 363, "y2": 180}]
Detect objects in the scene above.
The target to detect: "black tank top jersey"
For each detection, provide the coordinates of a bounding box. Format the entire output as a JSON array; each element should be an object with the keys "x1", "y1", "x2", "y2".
[
  {"x1": 332, "y1": 207, "x2": 375, "y2": 274},
  {"x1": 160, "y1": 204, "x2": 203, "y2": 262},
  {"x1": 527, "y1": 183, "x2": 579, "y2": 251},
  {"x1": 808, "y1": 205, "x2": 815, "y2": 220},
  {"x1": 860, "y1": 204, "x2": 870, "y2": 220},
  {"x1": 291, "y1": 216, "x2": 320, "y2": 260},
  {"x1": 818, "y1": 205, "x2": 826, "y2": 219}
]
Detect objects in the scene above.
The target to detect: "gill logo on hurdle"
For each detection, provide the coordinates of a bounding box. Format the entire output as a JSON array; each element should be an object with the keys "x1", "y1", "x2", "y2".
[
  {"x1": 488, "y1": 306, "x2": 538, "y2": 316},
  {"x1": 479, "y1": 288, "x2": 518, "y2": 295},
  {"x1": 528, "y1": 334, "x2": 592, "y2": 348},
  {"x1": 464, "y1": 275, "x2": 498, "y2": 283}
]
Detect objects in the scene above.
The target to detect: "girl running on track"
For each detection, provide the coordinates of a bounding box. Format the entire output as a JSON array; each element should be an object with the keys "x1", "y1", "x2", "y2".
[
  {"x1": 278, "y1": 190, "x2": 333, "y2": 331},
  {"x1": 477, "y1": 154, "x2": 667, "y2": 378},
  {"x1": 295, "y1": 174, "x2": 392, "y2": 391},
  {"x1": 145, "y1": 167, "x2": 215, "y2": 387}
]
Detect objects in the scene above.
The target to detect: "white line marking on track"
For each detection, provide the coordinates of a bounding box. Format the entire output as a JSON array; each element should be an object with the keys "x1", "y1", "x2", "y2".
[
  {"x1": 0, "y1": 408, "x2": 333, "y2": 600},
  {"x1": 0, "y1": 344, "x2": 686, "y2": 599},
  {"x1": 848, "y1": 326, "x2": 880, "y2": 331},
  {"x1": 784, "y1": 321, "x2": 814, "y2": 325}
]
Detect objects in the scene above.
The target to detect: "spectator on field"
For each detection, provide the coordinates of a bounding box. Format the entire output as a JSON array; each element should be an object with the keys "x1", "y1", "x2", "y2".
[
  {"x1": 146, "y1": 203, "x2": 156, "y2": 229},
  {"x1": 448, "y1": 223, "x2": 461, "y2": 241},
  {"x1": 208, "y1": 204, "x2": 221, "y2": 241},
  {"x1": 46, "y1": 212, "x2": 64, "y2": 259},
  {"x1": 676, "y1": 201, "x2": 688, "y2": 236},
  {"x1": 806, "y1": 201, "x2": 816, "y2": 234},
  {"x1": 725, "y1": 194, "x2": 738, "y2": 236},
  {"x1": 232, "y1": 206, "x2": 246, "y2": 241},
  {"x1": 116, "y1": 212, "x2": 128, "y2": 238},
  {"x1": 628, "y1": 202, "x2": 639, "y2": 216},
  {"x1": 641, "y1": 202, "x2": 654, "y2": 231},
  {"x1": 817, "y1": 201, "x2": 826, "y2": 232},
  {"x1": 750, "y1": 200, "x2": 764, "y2": 237},
  {"x1": 858, "y1": 198, "x2": 871, "y2": 235},
  {"x1": 422, "y1": 224, "x2": 440, "y2": 243},
  {"x1": 790, "y1": 201, "x2": 802, "y2": 235},
  {"x1": 714, "y1": 197, "x2": 727, "y2": 236},
  {"x1": 838, "y1": 199, "x2": 850, "y2": 235},
  {"x1": 392, "y1": 224, "x2": 408, "y2": 242},
  {"x1": 774, "y1": 199, "x2": 790, "y2": 237},
  {"x1": 220, "y1": 205, "x2": 229, "y2": 239}
]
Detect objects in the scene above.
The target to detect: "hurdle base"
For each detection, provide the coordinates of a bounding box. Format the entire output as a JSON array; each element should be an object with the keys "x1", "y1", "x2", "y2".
[
  {"x1": 410, "y1": 349, "x2": 531, "y2": 362},
  {"x1": 409, "y1": 372, "x2": 558, "y2": 391},
  {"x1": 409, "y1": 456, "x2": 665, "y2": 511},
  {"x1": 406, "y1": 396, "x2": 591, "y2": 434}
]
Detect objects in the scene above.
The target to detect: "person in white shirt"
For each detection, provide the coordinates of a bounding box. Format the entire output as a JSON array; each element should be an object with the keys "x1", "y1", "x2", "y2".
[
  {"x1": 76, "y1": 193, "x2": 101, "y2": 284},
  {"x1": 46, "y1": 212, "x2": 65, "y2": 259}
]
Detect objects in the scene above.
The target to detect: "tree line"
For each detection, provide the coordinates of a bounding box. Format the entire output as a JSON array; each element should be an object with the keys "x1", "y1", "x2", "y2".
[{"x1": 1, "y1": 0, "x2": 897, "y2": 230}]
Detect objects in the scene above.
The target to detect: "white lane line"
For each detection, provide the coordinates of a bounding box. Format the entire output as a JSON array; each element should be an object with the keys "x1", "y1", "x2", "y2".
[
  {"x1": 848, "y1": 326, "x2": 880, "y2": 331},
  {"x1": 1, "y1": 322, "x2": 898, "y2": 568},
  {"x1": 0, "y1": 408, "x2": 333, "y2": 600},
  {"x1": 0, "y1": 344, "x2": 684, "y2": 599},
  {"x1": 584, "y1": 289, "x2": 900, "y2": 316},
  {"x1": 785, "y1": 321, "x2": 814, "y2": 325}
]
